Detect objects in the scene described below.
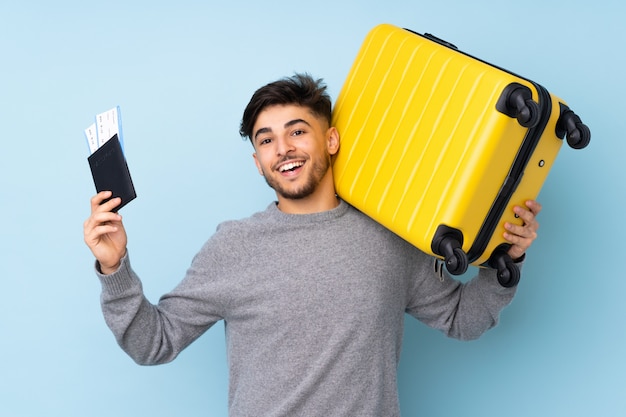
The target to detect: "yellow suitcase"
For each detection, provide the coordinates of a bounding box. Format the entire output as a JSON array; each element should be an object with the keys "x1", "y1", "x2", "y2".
[{"x1": 332, "y1": 24, "x2": 590, "y2": 286}]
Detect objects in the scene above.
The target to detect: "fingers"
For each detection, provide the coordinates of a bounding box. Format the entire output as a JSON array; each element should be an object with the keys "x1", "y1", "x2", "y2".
[
  {"x1": 84, "y1": 193, "x2": 128, "y2": 273},
  {"x1": 84, "y1": 212, "x2": 120, "y2": 235},
  {"x1": 90, "y1": 191, "x2": 122, "y2": 213},
  {"x1": 83, "y1": 212, "x2": 121, "y2": 245},
  {"x1": 504, "y1": 200, "x2": 541, "y2": 260},
  {"x1": 518, "y1": 199, "x2": 542, "y2": 223},
  {"x1": 86, "y1": 192, "x2": 122, "y2": 227},
  {"x1": 525, "y1": 199, "x2": 542, "y2": 216},
  {"x1": 514, "y1": 203, "x2": 539, "y2": 231},
  {"x1": 84, "y1": 192, "x2": 124, "y2": 245}
]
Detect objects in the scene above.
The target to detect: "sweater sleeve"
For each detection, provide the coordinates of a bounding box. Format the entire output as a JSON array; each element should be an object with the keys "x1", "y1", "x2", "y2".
[
  {"x1": 97, "y1": 251, "x2": 222, "y2": 365},
  {"x1": 405, "y1": 257, "x2": 521, "y2": 341}
]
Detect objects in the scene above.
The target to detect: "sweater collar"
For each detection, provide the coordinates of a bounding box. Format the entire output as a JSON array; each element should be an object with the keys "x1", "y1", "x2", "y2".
[{"x1": 265, "y1": 198, "x2": 350, "y2": 224}]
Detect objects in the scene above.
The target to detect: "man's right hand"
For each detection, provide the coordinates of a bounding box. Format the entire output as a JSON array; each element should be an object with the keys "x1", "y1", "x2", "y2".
[{"x1": 83, "y1": 191, "x2": 128, "y2": 275}]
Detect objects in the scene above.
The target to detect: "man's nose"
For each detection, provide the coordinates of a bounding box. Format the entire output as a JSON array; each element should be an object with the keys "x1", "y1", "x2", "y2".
[{"x1": 275, "y1": 136, "x2": 295, "y2": 156}]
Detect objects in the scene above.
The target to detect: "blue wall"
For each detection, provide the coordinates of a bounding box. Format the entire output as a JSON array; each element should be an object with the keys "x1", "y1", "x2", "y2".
[{"x1": 1, "y1": 1, "x2": 623, "y2": 416}]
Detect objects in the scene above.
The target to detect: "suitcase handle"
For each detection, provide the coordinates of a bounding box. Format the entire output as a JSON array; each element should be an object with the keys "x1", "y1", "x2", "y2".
[
  {"x1": 423, "y1": 33, "x2": 458, "y2": 50},
  {"x1": 403, "y1": 28, "x2": 459, "y2": 50}
]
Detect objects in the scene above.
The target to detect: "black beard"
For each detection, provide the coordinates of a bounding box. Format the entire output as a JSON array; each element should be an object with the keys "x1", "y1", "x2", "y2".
[{"x1": 263, "y1": 153, "x2": 331, "y2": 200}]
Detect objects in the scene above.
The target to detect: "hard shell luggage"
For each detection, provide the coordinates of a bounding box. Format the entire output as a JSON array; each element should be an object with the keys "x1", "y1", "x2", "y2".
[{"x1": 331, "y1": 24, "x2": 590, "y2": 286}]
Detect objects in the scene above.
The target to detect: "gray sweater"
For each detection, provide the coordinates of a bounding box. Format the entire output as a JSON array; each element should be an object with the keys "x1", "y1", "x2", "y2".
[{"x1": 98, "y1": 200, "x2": 518, "y2": 416}]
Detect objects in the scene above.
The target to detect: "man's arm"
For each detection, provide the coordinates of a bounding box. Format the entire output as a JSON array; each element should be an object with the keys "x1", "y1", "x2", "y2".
[
  {"x1": 84, "y1": 193, "x2": 222, "y2": 364},
  {"x1": 406, "y1": 200, "x2": 542, "y2": 340}
]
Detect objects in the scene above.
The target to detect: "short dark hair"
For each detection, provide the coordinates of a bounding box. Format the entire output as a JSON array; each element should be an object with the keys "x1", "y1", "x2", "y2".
[{"x1": 239, "y1": 73, "x2": 332, "y2": 143}]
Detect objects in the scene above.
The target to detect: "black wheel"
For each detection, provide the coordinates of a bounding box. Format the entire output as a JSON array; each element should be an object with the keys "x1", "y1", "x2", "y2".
[
  {"x1": 497, "y1": 261, "x2": 520, "y2": 288},
  {"x1": 488, "y1": 244, "x2": 521, "y2": 288},
  {"x1": 518, "y1": 99, "x2": 541, "y2": 128},
  {"x1": 445, "y1": 247, "x2": 468, "y2": 275},
  {"x1": 567, "y1": 122, "x2": 591, "y2": 149},
  {"x1": 496, "y1": 84, "x2": 541, "y2": 129}
]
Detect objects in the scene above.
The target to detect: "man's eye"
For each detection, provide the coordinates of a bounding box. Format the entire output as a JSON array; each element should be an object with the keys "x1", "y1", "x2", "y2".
[
  {"x1": 259, "y1": 138, "x2": 272, "y2": 145},
  {"x1": 292, "y1": 129, "x2": 305, "y2": 136}
]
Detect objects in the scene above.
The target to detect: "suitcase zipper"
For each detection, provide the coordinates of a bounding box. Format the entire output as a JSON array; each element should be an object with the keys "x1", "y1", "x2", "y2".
[{"x1": 467, "y1": 83, "x2": 552, "y2": 265}]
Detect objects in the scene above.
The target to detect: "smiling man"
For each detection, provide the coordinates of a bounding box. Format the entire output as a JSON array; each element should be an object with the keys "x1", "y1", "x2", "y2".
[
  {"x1": 250, "y1": 104, "x2": 339, "y2": 213},
  {"x1": 84, "y1": 73, "x2": 541, "y2": 416}
]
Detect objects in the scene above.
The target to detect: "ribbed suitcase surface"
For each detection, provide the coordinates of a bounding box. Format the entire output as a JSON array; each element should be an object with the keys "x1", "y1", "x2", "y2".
[{"x1": 332, "y1": 24, "x2": 589, "y2": 284}]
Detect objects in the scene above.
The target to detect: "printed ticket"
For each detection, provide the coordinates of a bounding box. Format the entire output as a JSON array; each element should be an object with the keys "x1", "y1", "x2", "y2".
[
  {"x1": 84, "y1": 106, "x2": 124, "y2": 154},
  {"x1": 84, "y1": 123, "x2": 98, "y2": 154}
]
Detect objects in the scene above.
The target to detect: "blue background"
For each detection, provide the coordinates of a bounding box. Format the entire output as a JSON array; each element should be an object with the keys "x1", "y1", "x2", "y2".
[{"x1": 1, "y1": 1, "x2": 624, "y2": 416}]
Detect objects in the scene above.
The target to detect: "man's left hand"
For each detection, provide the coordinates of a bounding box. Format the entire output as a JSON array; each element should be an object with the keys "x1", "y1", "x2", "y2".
[{"x1": 504, "y1": 200, "x2": 542, "y2": 261}]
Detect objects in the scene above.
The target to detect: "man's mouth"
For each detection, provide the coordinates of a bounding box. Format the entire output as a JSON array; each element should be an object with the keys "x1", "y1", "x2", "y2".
[{"x1": 278, "y1": 160, "x2": 305, "y2": 173}]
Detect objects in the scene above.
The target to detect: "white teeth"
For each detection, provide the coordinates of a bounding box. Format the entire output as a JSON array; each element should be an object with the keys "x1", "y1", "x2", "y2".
[{"x1": 279, "y1": 161, "x2": 304, "y2": 172}]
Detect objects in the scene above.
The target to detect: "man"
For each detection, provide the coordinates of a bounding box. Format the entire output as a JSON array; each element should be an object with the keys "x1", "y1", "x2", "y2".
[{"x1": 84, "y1": 73, "x2": 541, "y2": 416}]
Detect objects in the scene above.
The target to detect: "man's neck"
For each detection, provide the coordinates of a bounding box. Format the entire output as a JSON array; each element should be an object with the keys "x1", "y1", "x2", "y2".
[
  {"x1": 276, "y1": 192, "x2": 340, "y2": 214},
  {"x1": 275, "y1": 176, "x2": 340, "y2": 214}
]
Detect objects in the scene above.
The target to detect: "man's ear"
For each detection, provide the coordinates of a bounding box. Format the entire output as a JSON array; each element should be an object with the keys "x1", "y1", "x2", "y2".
[
  {"x1": 252, "y1": 153, "x2": 264, "y2": 176},
  {"x1": 327, "y1": 127, "x2": 340, "y2": 156}
]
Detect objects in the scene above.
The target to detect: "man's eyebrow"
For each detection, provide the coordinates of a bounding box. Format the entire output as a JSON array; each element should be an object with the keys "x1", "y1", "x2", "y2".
[
  {"x1": 253, "y1": 119, "x2": 312, "y2": 142},
  {"x1": 284, "y1": 118, "x2": 312, "y2": 129},
  {"x1": 253, "y1": 127, "x2": 272, "y2": 141}
]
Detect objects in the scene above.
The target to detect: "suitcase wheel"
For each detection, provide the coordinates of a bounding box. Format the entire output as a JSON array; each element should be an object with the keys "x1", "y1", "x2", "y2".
[
  {"x1": 431, "y1": 225, "x2": 469, "y2": 275},
  {"x1": 496, "y1": 83, "x2": 541, "y2": 128},
  {"x1": 496, "y1": 260, "x2": 520, "y2": 288},
  {"x1": 556, "y1": 108, "x2": 591, "y2": 149},
  {"x1": 487, "y1": 245, "x2": 520, "y2": 288},
  {"x1": 446, "y1": 247, "x2": 469, "y2": 276}
]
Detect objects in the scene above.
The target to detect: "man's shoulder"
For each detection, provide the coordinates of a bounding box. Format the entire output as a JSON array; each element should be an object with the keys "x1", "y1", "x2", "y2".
[{"x1": 214, "y1": 202, "x2": 276, "y2": 232}]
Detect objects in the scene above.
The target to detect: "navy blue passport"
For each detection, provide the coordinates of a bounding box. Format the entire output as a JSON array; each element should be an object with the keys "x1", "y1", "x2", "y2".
[{"x1": 88, "y1": 134, "x2": 136, "y2": 212}]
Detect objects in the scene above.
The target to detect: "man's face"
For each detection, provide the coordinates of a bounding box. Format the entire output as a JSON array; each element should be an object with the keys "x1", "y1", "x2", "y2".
[{"x1": 252, "y1": 104, "x2": 339, "y2": 204}]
